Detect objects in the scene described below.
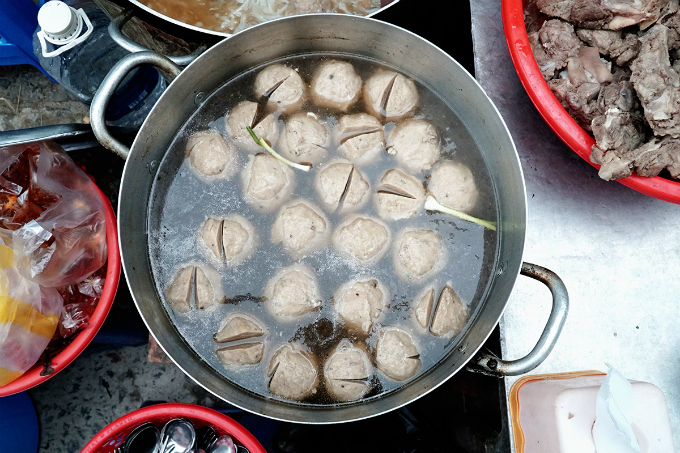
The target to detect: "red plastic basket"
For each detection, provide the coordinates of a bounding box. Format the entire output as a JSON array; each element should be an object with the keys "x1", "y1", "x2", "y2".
[
  {"x1": 81, "y1": 403, "x2": 267, "y2": 453},
  {"x1": 502, "y1": 0, "x2": 680, "y2": 204},
  {"x1": 0, "y1": 185, "x2": 121, "y2": 396}
]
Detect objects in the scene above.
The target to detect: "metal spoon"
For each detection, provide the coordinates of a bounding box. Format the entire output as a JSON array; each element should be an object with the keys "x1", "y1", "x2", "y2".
[
  {"x1": 160, "y1": 418, "x2": 196, "y2": 453},
  {"x1": 207, "y1": 434, "x2": 235, "y2": 453},
  {"x1": 123, "y1": 422, "x2": 160, "y2": 453}
]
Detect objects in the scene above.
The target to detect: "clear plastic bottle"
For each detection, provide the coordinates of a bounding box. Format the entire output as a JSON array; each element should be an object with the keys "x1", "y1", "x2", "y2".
[{"x1": 32, "y1": 0, "x2": 166, "y2": 131}]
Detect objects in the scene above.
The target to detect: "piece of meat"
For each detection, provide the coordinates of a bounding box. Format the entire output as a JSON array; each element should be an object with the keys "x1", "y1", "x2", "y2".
[
  {"x1": 324, "y1": 340, "x2": 373, "y2": 402},
  {"x1": 630, "y1": 24, "x2": 680, "y2": 137},
  {"x1": 287, "y1": 0, "x2": 331, "y2": 14},
  {"x1": 185, "y1": 130, "x2": 236, "y2": 179},
  {"x1": 386, "y1": 119, "x2": 441, "y2": 173},
  {"x1": 314, "y1": 159, "x2": 370, "y2": 211},
  {"x1": 271, "y1": 200, "x2": 329, "y2": 258},
  {"x1": 277, "y1": 113, "x2": 328, "y2": 164},
  {"x1": 164, "y1": 265, "x2": 194, "y2": 313},
  {"x1": 536, "y1": 19, "x2": 583, "y2": 80},
  {"x1": 428, "y1": 161, "x2": 480, "y2": 212},
  {"x1": 525, "y1": 0, "x2": 550, "y2": 33},
  {"x1": 537, "y1": 0, "x2": 667, "y2": 29},
  {"x1": 580, "y1": 47, "x2": 614, "y2": 83},
  {"x1": 549, "y1": 78, "x2": 603, "y2": 130},
  {"x1": 528, "y1": 31, "x2": 559, "y2": 80},
  {"x1": 332, "y1": 215, "x2": 391, "y2": 264},
  {"x1": 375, "y1": 328, "x2": 421, "y2": 381},
  {"x1": 265, "y1": 264, "x2": 321, "y2": 318},
  {"x1": 194, "y1": 265, "x2": 225, "y2": 310},
  {"x1": 590, "y1": 107, "x2": 647, "y2": 177},
  {"x1": 334, "y1": 278, "x2": 387, "y2": 334},
  {"x1": 241, "y1": 153, "x2": 295, "y2": 212},
  {"x1": 598, "y1": 80, "x2": 638, "y2": 112},
  {"x1": 268, "y1": 344, "x2": 318, "y2": 400},
  {"x1": 577, "y1": 29, "x2": 641, "y2": 65},
  {"x1": 216, "y1": 342, "x2": 264, "y2": 367},
  {"x1": 311, "y1": 60, "x2": 363, "y2": 111},
  {"x1": 214, "y1": 313, "x2": 264, "y2": 343},
  {"x1": 375, "y1": 168, "x2": 425, "y2": 220},
  {"x1": 226, "y1": 101, "x2": 280, "y2": 153},
  {"x1": 414, "y1": 287, "x2": 434, "y2": 329},
  {"x1": 429, "y1": 285, "x2": 469, "y2": 338},
  {"x1": 363, "y1": 70, "x2": 419, "y2": 121},
  {"x1": 594, "y1": 135, "x2": 680, "y2": 178},
  {"x1": 394, "y1": 229, "x2": 444, "y2": 281},
  {"x1": 335, "y1": 113, "x2": 385, "y2": 165},
  {"x1": 254, "y1": 64, "x2": 306, "y2": 113}
]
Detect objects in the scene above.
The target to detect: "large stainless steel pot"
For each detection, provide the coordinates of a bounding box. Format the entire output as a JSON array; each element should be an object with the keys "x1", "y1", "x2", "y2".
[{"x1": 90, "y1": 14, "x2": 568, "y2": 423}]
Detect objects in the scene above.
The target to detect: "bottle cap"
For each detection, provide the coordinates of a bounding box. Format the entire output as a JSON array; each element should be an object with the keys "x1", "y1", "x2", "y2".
[{"x1": 38, "y1": 1, "x2": 80, "y2": 42}]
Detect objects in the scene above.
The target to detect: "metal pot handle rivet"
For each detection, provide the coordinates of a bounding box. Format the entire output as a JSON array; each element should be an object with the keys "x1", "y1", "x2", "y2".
[
  {"x1": 466, "y1": 262, "x2": 569, "y2": 377},
  {"x1": 90, "y1": 51, "x2": 182, "y2": 160}
]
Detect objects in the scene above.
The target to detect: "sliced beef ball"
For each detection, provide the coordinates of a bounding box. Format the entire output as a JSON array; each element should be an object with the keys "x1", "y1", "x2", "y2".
[
  {"x1": 185, "y1": 130, "x2": 237, "y2": 179},
  {"x1": 394, "y1": 229, "x2": 444, "y2": 282},
  {"x1": 277, "y1": 113, "x2": 329, "y2": 164},
  {"x1": 200, "y1": 217, "x2": 223, "y2": 260},
  {"x1": 332, "y1": 215, "x2": 391, "y2": 264},
  {"x1": 429, "y1": 285, "x2": 469, "y2": 338},
  {"x1": 324, "y1": 340, "x2": 373, "y2": 402},
  {"x1": 265, "y1": 264, "x2": 321, "y2": 318},
  {"x1": 375, "y1": 328, "x2": 421, "y2": 381},
  {"x1": 387, "y1": 119, "x2": 441, "y2": 173},
  {"x1": 334, "y1": 278, "x2": 388, "y2": 334},
  {"x1": 428, "y1": 161, "x2": 479, "y2": 213},
  {"x1": 287, "y1": 0, "x2": 331, "y2": 14},
  {"x1": 214, "y1": 313, "x2": 265, "y2": 343},
  {"x1": 363, "y1": 70, "x2": 419, "y2": 121},
  {"x1": 225, "y1": 100, "x2": 280, "y2": 152},
  {"x1": 335, "y1": 113, "x2": 385, "y2": 165},
  {"x1": 375, "y1": 168, "x2": 425, "y2": 220},
  {"x1": 242, "y1": 153, "x2": 295, "y2": 212},
  {"x1": 194, "y1": 265, "x2": 225, "y2": 310},
  {"x1": 315, "y1": 159, "x2": 370, "y2": 212},
  {"x1": 630, "y1": 24, "x2": 680, "y2": 138},
  {"x1": 268, "y1": 344, "x2": 319, "y2": 400},
  {"x1": 414, "y1": 287, "x2": 435, "y2": 330},
  {"x1": 199, "y1": 214, "x2": 256, "y2": 266},
  {"x1": 311, "y1": 60, "x2": 363, "y2": 111},
  {"x1": 254, "y1": 64, "x2": 306, "y2": 113},
  {"x1": 164, "y1": 265, "x2": 194, "y2": 313},
  {"x1": 216, "y1": 342, "x2": 264, "y2": 368},
  {"x1": 271, "y1": 200, "x2": 329, "y2": 258}
]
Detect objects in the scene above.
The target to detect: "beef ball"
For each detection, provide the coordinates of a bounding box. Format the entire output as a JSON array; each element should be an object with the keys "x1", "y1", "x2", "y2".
[
  {"x1": 428, "y1": 161, "x2": 479, "y2": 213},
  {"x1": 164, "y1": 265, "x2": 194, "y2": 313},
  {"x1": 194, "y1": 265, "x2": 225, "y2": 310},
  {"x1": 216, "y1": 342, "x2": 264, "y2": 368},
  {"x1": 214, "y1": 313, "x2": 264, "y2": 343},
  {"x1": 164, "y1": 263, "x2": 225, "y2": 312},
  {"x1": 332, "y1": 215, "x2": 391, "y2": 265},
  {"x1": 414, "y1": 287, "x2": 434, "y2": 329},
  {"x1": 265, "y1": 264, "x2": 321, "y2": 318},
  {"x1": 375, "y1": 168, "x2": 425, "y2": 220},
  {"x1": 199, "y1": 214, "x2": 256, "y2": 266},
  {"x1": 394, "y1": 228, "x2": 444, "y2": 281},
  {"x1": 364, "y1": 70, "x2": 419, "y2": 121},
  {"x1": 185, "y1": 130, "x2": 237, "y2": 179},
  {"x1": 311, "y1": 60, "x2": 362, "y2": 111},
  {"x1": 287, "y1": 0, "x2": 331, "y2": 14},
  {"x1": 387, "y1": 119, "x2": 440, "y2": 173},
  {"x1": 271, "y1": 200, "x2": 329, "y2": 258},
  {"x1": 225, "y1": 100, "x2": 280, "y2": 152},
  {"x1": 277, "y1": 113, "x2": 329, "y2": 164},
  {"x1": 254, "y1": 64, "x2": 306, "y2": 113},
  {"x1": 314, "y1": 159, "x2": 370, "y2": 212},
  {"x1": 324, "y1": 339, "x2": 373, "y2": 402},
  {"x1": 241, "y1": 153, "x2": 295, "y2": 212},
  {"x1": 375, "y1": 327, "x2": 421, "y2": 381},
  {"x1": 268, "y1": 344, "x2": 319, "y2": 400},
  {"x1": 334, "y1": 278, "x2": 388, "y2": 334},
  {"x1": 335, "y1": 113, "x2": 385, "y2": 165},
  {"x1": 430, "y1": 285, "x2": 469, "y2": 338}
]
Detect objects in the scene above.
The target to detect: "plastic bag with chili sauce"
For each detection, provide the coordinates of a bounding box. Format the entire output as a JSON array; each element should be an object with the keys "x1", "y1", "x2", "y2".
[{"x1": 0, "y1": 142, "x2": 107, "y2": 288}]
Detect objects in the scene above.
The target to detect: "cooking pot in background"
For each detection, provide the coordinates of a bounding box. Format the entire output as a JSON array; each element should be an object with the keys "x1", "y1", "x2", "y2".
[{"x1": 90, "y1": 14, "x2": 568, "y2": 423}]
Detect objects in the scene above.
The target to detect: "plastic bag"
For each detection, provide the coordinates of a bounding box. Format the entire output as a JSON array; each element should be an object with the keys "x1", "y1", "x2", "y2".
[
  {"x1": 0, "y1": 236, "x2": 63, "y2": 386},
  {"x1": 0, "y1": 142, "x2": 107, "y2": 287}
]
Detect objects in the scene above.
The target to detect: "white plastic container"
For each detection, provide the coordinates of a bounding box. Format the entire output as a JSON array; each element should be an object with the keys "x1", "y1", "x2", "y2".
[{"x1": 509, "y1": 371, "x2": 675, "y2": 453}]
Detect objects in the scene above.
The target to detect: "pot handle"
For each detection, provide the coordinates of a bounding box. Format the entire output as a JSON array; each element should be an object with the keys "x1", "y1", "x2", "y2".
[
  {"x1": 90, "y1": 51, "x2": 182, "y2": 160},
  {"x1": 466, "y1": 262, "x2": 568, "y2": 377},
  {"x1": 109, "y1": 9, "x2": 208, "y2": 66}
]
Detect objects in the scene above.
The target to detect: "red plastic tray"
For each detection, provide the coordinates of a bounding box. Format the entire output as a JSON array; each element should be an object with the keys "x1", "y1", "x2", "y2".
[{"x1": 502, "y1": 0, "x2": 680, "y2": 204}]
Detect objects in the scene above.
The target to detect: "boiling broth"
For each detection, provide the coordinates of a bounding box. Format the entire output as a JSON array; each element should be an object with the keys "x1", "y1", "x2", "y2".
[{"x1": 147, "y1": 52, "x2": 499, "y2": 406}]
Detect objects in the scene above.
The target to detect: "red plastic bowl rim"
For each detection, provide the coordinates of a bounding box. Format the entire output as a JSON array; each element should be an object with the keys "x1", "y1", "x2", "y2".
[
  {"x1": 0, "y1": 185, "x2": 121, "y2": 396},
  {"x1": 81, "y1": 403, "x2": 266, "y2": 453},
  {"x1": 502, "y1": 0, "x2": 680, "y2": 204}
]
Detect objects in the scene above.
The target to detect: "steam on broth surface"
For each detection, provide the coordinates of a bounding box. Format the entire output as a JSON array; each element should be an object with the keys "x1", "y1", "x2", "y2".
[{"x1": 148, "y1": 53, "x2": 499, "y2": 406}]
